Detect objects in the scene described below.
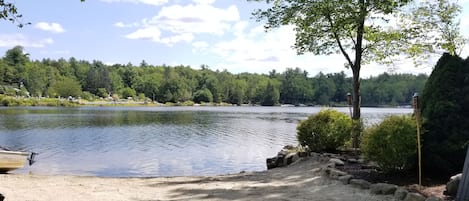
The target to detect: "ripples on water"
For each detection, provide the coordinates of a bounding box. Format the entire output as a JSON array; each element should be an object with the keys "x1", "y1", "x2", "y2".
[{"x1": 0, "y1": 106, "x2": 411, "y2": 177}]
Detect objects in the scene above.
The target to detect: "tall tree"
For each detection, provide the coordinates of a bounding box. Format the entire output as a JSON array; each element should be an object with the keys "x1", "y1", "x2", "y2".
[
  {"x1": 250, "y1": 0, "x2": 461, "y2": 118},
  {"x1": 3, "y1": 45, "x2": 29, "y2": 86},
  {"x1": 404, "y1": 0, "x2": 466, "y2": 57}
]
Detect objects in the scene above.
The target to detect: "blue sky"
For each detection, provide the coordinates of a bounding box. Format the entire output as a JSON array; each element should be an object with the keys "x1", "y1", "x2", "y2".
[{"x1": 0, "y1": 0, "x2": 468, "y2": 77}]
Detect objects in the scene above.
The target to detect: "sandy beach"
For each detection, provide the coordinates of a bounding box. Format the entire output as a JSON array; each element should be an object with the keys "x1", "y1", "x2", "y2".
[{"x1": 0, "y1": 157, "x2": 396, "y2": 201}]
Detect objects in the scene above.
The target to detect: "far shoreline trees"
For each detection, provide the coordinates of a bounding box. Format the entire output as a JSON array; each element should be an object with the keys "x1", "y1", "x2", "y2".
[{"x1": 0, "y1": 46, "x2": 427, "y2": 106}]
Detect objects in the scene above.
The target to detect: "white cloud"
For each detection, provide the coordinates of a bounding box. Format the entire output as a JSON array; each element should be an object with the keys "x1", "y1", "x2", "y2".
[
  {"x1": 124, "y1": 2, "x2": 240, "y2": 46},
  {"x1": 114, "y1": 22, "x2": 126, "y2": 28},
  {"x1": 0, "y1": 34, "x2": 53, "y2": 48},
  {"x1": 209, "y1": 22, "x2": 433, "y2": 77},
  {"x1": 192, "y1": 41, "x2": 209, "y2": 54},
  {"x1": 126, "y1": 26, "x2": 162, "y2": 41},
  {"x1": 125, "y1": 26, "x2": 194, "y2": 46},
  {"x1": 100, "y1": 0, "x2": 167, "y2": 6},
  {"x1": 114, "y1": 21, "x2": 140, "y2": 28},
  {"x1": 192, "y1": 41, "x2": 208, "y2": 48},
  {"x1": 35, "y1": 22, "x2": 65, "y2": 33}
]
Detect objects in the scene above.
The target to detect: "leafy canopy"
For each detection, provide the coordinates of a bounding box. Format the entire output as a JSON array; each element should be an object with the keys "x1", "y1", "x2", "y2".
[{"x1": 251, "y1": 0, "x2": 418, "y2": 68}]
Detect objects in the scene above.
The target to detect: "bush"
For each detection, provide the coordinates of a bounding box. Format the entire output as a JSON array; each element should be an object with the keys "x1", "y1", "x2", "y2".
[
  {"x1": 81, "y1": 91, "x2": 96, "y2": 101},
  {"x1": 421, "y1": 53, "x2": 469, "y2": 177},
  {"x1": 119, "y1": 87, "x2": 136, "y2": 99},
  {"x1": 361, "y1": 115, "x2": 417, "y2": 173},
  {"x1": 297, "y1": 109, "x2": 351, "y2": 152},
  {"x1": 193, "y1": 88, "x2": 213, "y2": 103}
]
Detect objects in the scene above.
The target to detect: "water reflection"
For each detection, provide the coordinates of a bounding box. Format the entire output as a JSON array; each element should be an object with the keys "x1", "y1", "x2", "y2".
[{"x1": 0, "y1": 106, "x2": 411, "y2": 177}]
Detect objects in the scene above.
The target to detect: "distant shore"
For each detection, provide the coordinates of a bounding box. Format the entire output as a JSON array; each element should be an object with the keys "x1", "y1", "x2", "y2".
[
  {"x1": 0, "y1": 157, "x2": 395, "y2": 201},
  {"x1": 0, "y1": 96, "x2": 412, "y2": 108}
]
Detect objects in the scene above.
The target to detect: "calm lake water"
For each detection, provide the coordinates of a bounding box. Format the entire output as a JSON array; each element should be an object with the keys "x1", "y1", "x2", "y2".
[{"x1": 0, "y1": 106, "x2": 411, "y2": 177}]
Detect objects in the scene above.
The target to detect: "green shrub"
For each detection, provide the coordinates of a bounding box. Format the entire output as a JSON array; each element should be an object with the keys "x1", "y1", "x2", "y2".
[
  {"x1": 297, "y1": 109, "x2": 352, "y2": 152},
  {"x1": 193, "y1": 88, "x2": 213, "y2": 103},
  {"x1": 420, "y1": 53, "x2": 469, "y2": 177},
  {"x1": 81, "y1": 91, "x2": 95, "y2": 101},
  {"x1": 361, "y1": 115, "x2": 417, "y2": 173}
]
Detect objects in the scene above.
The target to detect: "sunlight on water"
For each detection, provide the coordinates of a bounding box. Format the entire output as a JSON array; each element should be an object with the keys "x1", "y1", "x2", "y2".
[{"x1": 0, "y1": 106, "x2": 411, "y2": 177}]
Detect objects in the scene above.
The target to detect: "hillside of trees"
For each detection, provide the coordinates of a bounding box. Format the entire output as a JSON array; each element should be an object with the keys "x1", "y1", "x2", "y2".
[{"x1": 0, "y1": 46, "x2": 427, "y2": 106}]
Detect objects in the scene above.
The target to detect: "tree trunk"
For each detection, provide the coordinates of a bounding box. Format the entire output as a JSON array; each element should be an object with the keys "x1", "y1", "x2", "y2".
[
  {"x1": 352, "y1": 68, "x2": 361, "y2": 120},
  {"x1": 353, "y1": 0, "x2": 365, "y2": 120}
]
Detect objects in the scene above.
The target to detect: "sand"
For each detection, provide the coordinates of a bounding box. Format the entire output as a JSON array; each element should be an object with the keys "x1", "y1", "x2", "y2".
[{"x1": 0, "y1": 157, "x2": 395, "y2": 201}]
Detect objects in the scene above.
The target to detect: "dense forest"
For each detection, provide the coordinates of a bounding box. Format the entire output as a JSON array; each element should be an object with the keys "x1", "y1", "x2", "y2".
[{"x1": 0, "y1": 46, "x2": 427, "y2": 106}]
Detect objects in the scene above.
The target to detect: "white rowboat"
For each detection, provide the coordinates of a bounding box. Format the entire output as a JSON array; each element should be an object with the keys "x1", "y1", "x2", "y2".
[{"x1": 0, "y1": 150, "x2": 35, "y2": 172}]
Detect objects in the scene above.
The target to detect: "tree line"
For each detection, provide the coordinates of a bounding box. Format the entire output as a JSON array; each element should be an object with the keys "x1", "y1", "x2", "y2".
[{"x1": 0, "y1": 46, "x2": 427, "y2": 106}]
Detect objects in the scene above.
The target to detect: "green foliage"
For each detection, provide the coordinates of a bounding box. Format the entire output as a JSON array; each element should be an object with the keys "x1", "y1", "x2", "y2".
[
  {"x1": 297, "y1": 109, "x2": 352, "y2": 152},
  {"x1": 250, "y1": 0, "x2": 461, "y2": 121},
  {"x1": 193, "y1": 88, "x2": 213, "y2": 103},
  {"x1": 47, "y1": 77, "x2": 82, "y2": 98},
  {"x1": 119, "y1": 87, "x2": 136, "y2": 99},
  {"x1": 280, "y1": 68, "x2": 314, "y2": 104},
  {"x1": 361, "y1": 73, "x2": 428, "y2": 106},
  {"x1": 403, "y1": 0, "x2": 466, "y2": 57},
  {"x1": 361, "y1": 115, "x2": 417, "y2": 173},
  {"x1": 97, "y1": 88, "x2": 108, "y2": 98},
  {"x1": 0, "y1": 95, "x2": 77, "y2": 107},
  {"x1": 81, "y1": 91, "x2": 95, "y2": 101},
  {"x1": 260, "y1": 81, "x2": 279, "y2": 106},
  {"x1": 0, "y1": 46, "x2": 428, "y2": 107},
  {"x1": 421, "y1": 53, "x2": 469, "y2": 177}
]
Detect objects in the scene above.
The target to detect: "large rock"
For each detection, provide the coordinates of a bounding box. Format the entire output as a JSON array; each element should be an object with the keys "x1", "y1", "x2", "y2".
[
  {"x1": 349, "y1": 179, "x2": 371, "y2": 189},
  {"x1": 338, "y1": 175, "x2": 353, "y2": 184},
  {"x1": 445, "y1": 173, "x2": 462, "y2": 196},
  {"x1": 425, "y1": 196, "x2": 443, "y2": 201},
  {"x1": 394, "y1": 188, "x2": 409, "y2": 200},
  {"x1": 285, "y1": 152, "x2": 300, "y2": 166},
  {"x1": 325, "y1": 168, "x2": 348, "y2": 179},
  {"x1": 403, "y1": 193, "x2": 426, "y2": 201},
  {"x1": 284, "y1": 152, "x2": 300, "y2": 165},
  {"x1": 329, "y1": 158, "x2": 345, "y2": 166},
  {"x1": 370, "y1": 183, "x2": 398, "y2": 195}
]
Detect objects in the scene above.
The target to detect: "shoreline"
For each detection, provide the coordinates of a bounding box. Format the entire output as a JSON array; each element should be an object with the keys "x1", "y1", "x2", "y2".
[{"x1": 0, "y1": 157, "x2": 396, "y2": 201}]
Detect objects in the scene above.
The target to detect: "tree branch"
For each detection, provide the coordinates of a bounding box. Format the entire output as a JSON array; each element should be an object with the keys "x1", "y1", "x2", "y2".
[{"x1": 326, "y1": 14, "x2": 354, "y2": 68}]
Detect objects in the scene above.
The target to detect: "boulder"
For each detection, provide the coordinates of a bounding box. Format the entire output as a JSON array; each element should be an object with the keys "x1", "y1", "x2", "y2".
[
  {"x1": 329, "y1": 158, "x2": 345, "y2": 166},
  {"x1": 394, "y1": 188, "x2": 409, "y2": 200},
  {"x1": 298, "y1": 151, "x2": 308, "y2": 157},
  {"x1": 425, "y1": 196, "x2": 443, "y2": 201},
  {"x1": 338, "y1": 175, "x2": 353, "y2": 184},
  {"x1": 325, "y1": 168, "x2": 348, "y2": 179},
  {"x1": 277, "y1": 150, "x2": 289, "y2": 158},
  {"x1": 349, "y1": 179, "x2": 371, "y2": 189},
  {"x1": 285, "y1": 152, "x2": 300, "y2": 166},
  {"x1": 445, "y1": 173, "x2": 462, "y2": 196},
  {"x1": 283, "y1": 145, "x2": 295, "y2": 150},
  {"x1": 370, "y1": 183, "x2": 398, "y2": 195},
  {"x1": 266, "y1": 156, "x2": 279, "y2": 169},
  {"x1": 403, "y1": 193, "x2": 426, "y2": 201}
]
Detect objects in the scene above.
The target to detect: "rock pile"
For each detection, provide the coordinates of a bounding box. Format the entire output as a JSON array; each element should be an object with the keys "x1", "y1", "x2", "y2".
[
  {"x1": 266, "y1": 145, "x2": 307, "y2": 169},
  {"x1": 318, "y1": 154, "x2": 443, "y2": 201},
  {"x1": 267, "y1": 149, "x2": 446, "y2": 201}
]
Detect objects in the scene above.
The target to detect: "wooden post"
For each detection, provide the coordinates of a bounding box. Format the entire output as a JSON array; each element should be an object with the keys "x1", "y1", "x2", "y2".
[
  {"x1": 413, "y1": 93, "x2": 422, "y2": 189},
  {"x1": 457, "y1": 147, "x2": 469, "y2": 201}
]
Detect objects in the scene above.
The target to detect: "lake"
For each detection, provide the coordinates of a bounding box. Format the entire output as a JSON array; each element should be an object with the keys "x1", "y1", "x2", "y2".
[{"x1": 0, "y1": 106, "x2": 411, "y2": 177}]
